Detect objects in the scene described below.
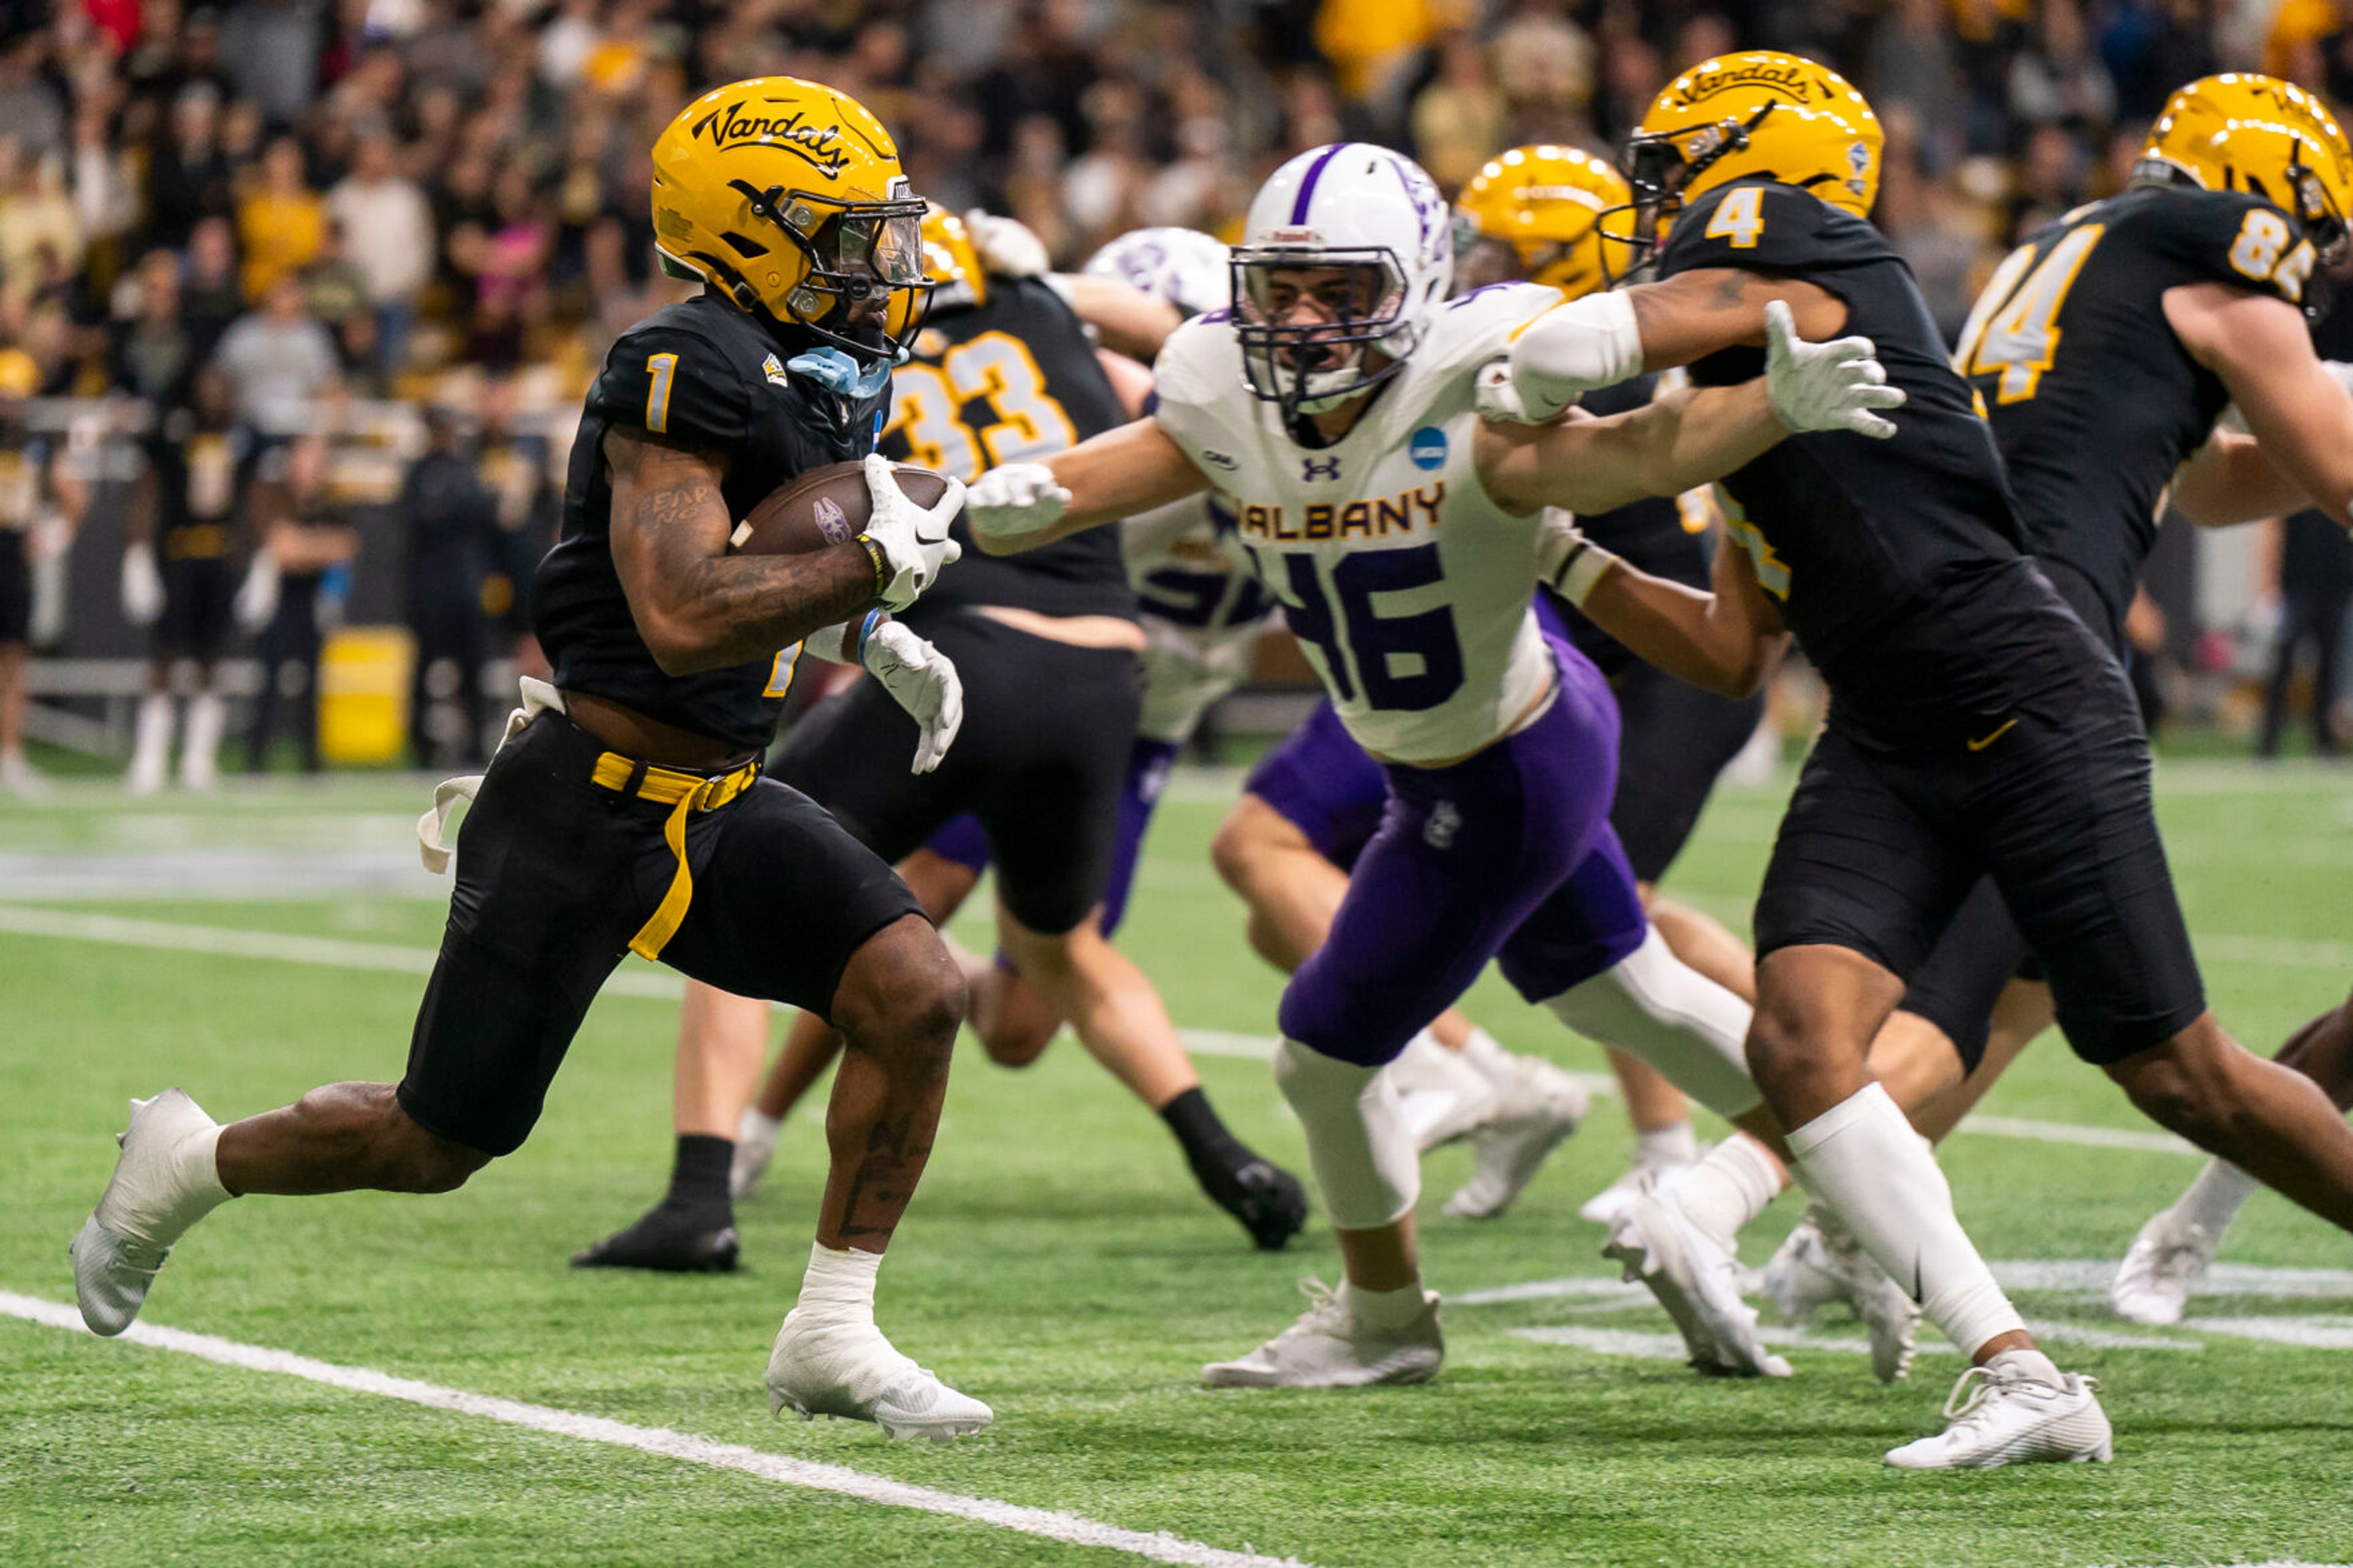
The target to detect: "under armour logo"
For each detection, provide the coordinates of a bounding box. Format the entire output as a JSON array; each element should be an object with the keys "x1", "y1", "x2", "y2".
[
  {"x1": 1302, "y1": 455, "x2": 1342, "y2": 482},
  {"x1": 1423, "y1": 800, "x2": 1461, "y2": 850}
]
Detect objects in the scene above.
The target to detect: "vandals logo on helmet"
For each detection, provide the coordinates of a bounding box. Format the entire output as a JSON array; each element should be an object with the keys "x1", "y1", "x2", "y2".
[
  {"x1": 692, "y1": 100, "x2": 852, "y2": 178},
  {"x1": 1677, "y1": 58, "x2": 1826, "y2": 105}
]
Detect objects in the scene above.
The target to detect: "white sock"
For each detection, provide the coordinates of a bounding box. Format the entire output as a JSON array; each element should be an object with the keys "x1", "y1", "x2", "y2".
[
  {"x1": 1344, "y1": 1278, "x2": 1428, "y2": 1331},
  {"x1": 178, "y1": 691, "x2": 224, "y2": 789},
  {"x1": 1787, "y1": 1082, "x2": 2025, "y2": 1357},
  {"x1": 738, "y1": 1107, "x2": 783, "y2": 1145},
  {"x1": 1986, "y1": 1346, "x2": 2064, "y2": 1388},
  {"x1": 1458, "y1": 1027, "x2": 1514, "y2": 1089},
  {"x1": 794, "y1": 1241, "x2": 881, "y2": 1328},
  {"x1": 129, "y1": 692, "x2": 173, "y2": 792},
  {"x1": 1635, "y1": 1121, "x2": 1699, "y2": 1168},
  {"x1": 1275, "y1": 1038, "x2": 1420, "y2": 1230},
  {"x1": 1671, "y1": 1134, "x2": 1785, "y2": 1242},
  {"x1": 1544, "y1": 927, "x2": 1762, "y2": 1119},
  {"x1": 2174, "y1": 1159, "x2": 2259, "y2": 1234},
  {"x1": 144, "y1": 1122, "x2": 232, "y2": 1246}
]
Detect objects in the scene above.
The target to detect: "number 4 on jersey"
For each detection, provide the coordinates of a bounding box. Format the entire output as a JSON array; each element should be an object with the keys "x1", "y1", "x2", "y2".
[
  {"x1": 1703, "y1": 186, "x2": 1765, "y2": 249},
  {"x1": 1953, "y1": 225, "x2": 2105, "y2": 404}
]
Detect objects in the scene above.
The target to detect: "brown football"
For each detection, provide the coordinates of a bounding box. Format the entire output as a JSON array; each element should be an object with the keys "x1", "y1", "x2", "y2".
[{"x1": 729, "y1": 460, "x2": 955, "y2": 556}]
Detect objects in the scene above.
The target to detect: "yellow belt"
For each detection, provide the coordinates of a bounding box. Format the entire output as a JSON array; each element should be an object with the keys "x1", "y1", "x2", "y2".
[{"x1": 589, "y1": 751, "x2": 760, "y2": 960}]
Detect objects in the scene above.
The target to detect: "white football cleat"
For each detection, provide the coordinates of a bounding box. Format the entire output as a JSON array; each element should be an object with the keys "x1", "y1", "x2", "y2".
[
  {"x1": 1605, "y1": 1189, "x2": 1790, "y2": 1378},
  {"x1": 1759, "y1": 1210, "x2": 1847, "y2": 1320},
  {"x1": 1812, "y1": 1208, "x2": 1920, "y2": 1384},
  {"x1": 730, "y1": 1108, "x2": 781, "y2": 1200},
  {"x1": 1578, "y1": 1145, "x2": 1701, "y2": 1230},
  {"x1": 765, "y1": 1314, "x2": 992, "y2": 1440},
  {"x1": 2109, "y1": 1204, "x2": 2219, "y2": 1326},
  {"x1": 1444, "y1": 1056, "x2": 1590, "y2": 1219},
  {"x1": 1884, "y1": 1355, "x2": 2112, "y2": 1469},
  {"x1": 1388, "y1": 1032, "x2": 1496, "y2": 1153},
  {"x1": 1201, "y1": 1279, "x2": 1443, "y2": 1388},
  {"x1": 70, "y1": 1089, "x2": 232, "y2": 1336}
]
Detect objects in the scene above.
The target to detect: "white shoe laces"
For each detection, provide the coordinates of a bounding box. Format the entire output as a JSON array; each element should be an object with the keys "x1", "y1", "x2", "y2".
[
  {"x1": 1938, "y1": 1365, "x2": 2094, "y2": 1433},
  {"x1": 1270, "y1": 1279, "x2": 1352, "y2": 1345},
  {"x1": 2139, "y1": 1220, "x2": 2213, "y2": 1284}
]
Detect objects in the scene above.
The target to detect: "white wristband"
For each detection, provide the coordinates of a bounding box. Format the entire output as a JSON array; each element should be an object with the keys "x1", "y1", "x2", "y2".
[
  {"x1": 1555, "y1": 539, "x2": 1623, "y2": 607},
  {"x1": 1507, "y1": 289, "x2": 1645, "y2": 418}
]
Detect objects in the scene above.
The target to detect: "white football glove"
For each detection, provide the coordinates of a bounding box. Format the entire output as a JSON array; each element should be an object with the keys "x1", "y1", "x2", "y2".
[
  {"x1": 858, "y1": 452, "x2": 963, "y2": 612},
  {"x1": 1474, "y1": 357, "x2": 1540, "y2": 423},
  {"x1": 964, "y1": 461, "x2": 1070, "y2": 544},
  {"x1": 233, "y1": 551, "x2": 281, "y2": 631},
  {"x1": 1763, "y1": 298, "x2": 1906, "y2": 439},
  {"x1": 963, "y1": 210, "x2": 1050, "y2": 279},
  {"x1": 863, "y1": 618, "x2": 963, "y2": 773},
  {"x1": 121, "y1": 540, "x2": 164, "y2": 626}
]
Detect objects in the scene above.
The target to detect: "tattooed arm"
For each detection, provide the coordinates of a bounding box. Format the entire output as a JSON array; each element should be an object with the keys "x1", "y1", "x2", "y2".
[
  {"x1": 605, "y1": 426, "x2": 881, "y2": 675},
  {"x1": 1620, "y1": 268, "x2": 1849, "y2": 368}
]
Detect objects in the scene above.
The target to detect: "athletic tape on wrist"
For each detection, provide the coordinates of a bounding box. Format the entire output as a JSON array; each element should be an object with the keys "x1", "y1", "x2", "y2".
[{"x1": 1555, "y1": 539, "x2": 1623, "y2": 607}]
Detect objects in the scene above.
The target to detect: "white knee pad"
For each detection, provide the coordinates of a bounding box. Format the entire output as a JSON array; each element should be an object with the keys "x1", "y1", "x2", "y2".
[
  {"x1": 1273, "y1": 1038, "x2": 1420, "y2": 1230},
  {"x1": 1544, "y1": 926, "x2": 1763, "y2": 1119}
]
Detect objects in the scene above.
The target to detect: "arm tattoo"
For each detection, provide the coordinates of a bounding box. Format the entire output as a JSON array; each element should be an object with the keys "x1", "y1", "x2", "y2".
[{"x1": 607, "y1": 428, "x2": 877, "y2": 671}]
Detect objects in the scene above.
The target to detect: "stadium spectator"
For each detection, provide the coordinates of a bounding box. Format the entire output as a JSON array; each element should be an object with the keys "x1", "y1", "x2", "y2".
[
  {"x1": 2259, "y1": 510, "x2": 2353, "y2": 759},
  {"x1": 397, "y1": 404, "x2": 494, "y2": 768},
  {"x1": 236, "y1": 136, "x2": 325, "y2": 303},
  {"x1": 244, "y1": 432, "x2": 355, "y2": 773},
  {"x1": 211, "y1": 271, "x2": 338, "y2": 435},
  {"x1": 110, "y1": 247, "x2": 198, "y2": 403},
  {"x1": 325, "y1": 131, "x2": 433, "y2": 376}
]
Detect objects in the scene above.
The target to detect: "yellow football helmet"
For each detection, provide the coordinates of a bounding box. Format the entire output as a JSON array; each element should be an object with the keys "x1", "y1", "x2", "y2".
[
  {"x1": 2142, "y1": 72, "x2": 2353, "y2": 263},
  {"x1": 650, "y1": 76, "x2": 933, "y2": 362},
  {"x1": 1623, "y1": 51, "x2": 1883, "y2": 244},
  {"x1": 919, "y1": 204, "x2": 988, "y2": 311},
  {"x1": 0, "y1": 349, "x2": 38, "y2": 400},
  {"x1": 1452, "y1": 145, "x2": 1635, "y2": 300}
]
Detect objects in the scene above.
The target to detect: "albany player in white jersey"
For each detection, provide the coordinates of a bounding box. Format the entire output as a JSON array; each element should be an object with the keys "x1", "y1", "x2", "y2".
[{"x1": 966, "y1": 142, "x2": 1903, "y2": 1389}]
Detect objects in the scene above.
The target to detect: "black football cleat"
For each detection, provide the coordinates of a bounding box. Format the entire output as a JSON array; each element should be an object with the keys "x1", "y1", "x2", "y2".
[
  {"x1": 570, "y1": 1202, "x2": 741, "y2": 1273},
  {"x1": 1205, "y1": 1156, "x2": 1310, "y2": 1252}
]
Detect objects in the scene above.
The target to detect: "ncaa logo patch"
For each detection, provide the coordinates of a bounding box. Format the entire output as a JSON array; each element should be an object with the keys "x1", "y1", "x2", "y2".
[{"x1": 1409, "y1": 426, "x2": 1448, "y2": 471}]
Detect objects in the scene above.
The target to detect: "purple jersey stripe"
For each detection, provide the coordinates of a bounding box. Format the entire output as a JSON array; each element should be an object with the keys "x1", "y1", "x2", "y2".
[{"x1": 1289, "y1": 143, "x2": 1351, "y2": 225}]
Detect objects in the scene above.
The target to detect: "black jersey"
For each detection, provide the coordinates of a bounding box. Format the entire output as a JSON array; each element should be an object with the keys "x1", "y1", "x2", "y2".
[
  {"x1": 1553, "y1": 372, "x2": 1711, "y2": 678},
  {"x1": 1658, "y1": 178, "x2": 2063, "y2": 736},
  {"x1": 0, "y1": 424, "x2": 55, "y2": 536},
  {"x1": 1960, "y1": 184, "x2": 2314, "y2": 646},
  {"x1": 147, "y1": 414, "x2": 257, "y2": 561},
  {"x1": 880, "y1": 276, "x2": 1135, "y2": 626},
  {"x1": 535, "y1": 292, "x2": 890, "y2": 752}
]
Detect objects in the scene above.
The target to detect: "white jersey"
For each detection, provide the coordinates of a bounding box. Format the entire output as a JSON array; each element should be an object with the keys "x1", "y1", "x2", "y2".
[
  {"x1": 1122, "y1": 493, "x2": 1274, "y2": 745},
  {"x1": 1152, "y1": 282, "x2": 1562, "y2": 765}
]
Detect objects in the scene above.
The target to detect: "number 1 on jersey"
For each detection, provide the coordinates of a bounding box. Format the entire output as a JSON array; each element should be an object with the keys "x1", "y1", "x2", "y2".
[
  {"x1": 1953, "y1": 224, "x2": 2105, "y2": 404},
  {"x1": 645, "y1": 352, "x2": 680, "y2": 434}
]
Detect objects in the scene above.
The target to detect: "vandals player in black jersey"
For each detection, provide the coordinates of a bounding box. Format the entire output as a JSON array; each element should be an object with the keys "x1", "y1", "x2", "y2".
[
  {"x1": 70, "y1": 78, "x2": 997, "y2": 1440},
  {"x1": 122, "y1": 366, "x2": 256, "y2": 793},
  {"x1": 1504, "y1": 54, "x2": 2353, "y2": 1464},
  {"x1": 582, "y1": 208, "x2": 1307, "y2": 1273}
]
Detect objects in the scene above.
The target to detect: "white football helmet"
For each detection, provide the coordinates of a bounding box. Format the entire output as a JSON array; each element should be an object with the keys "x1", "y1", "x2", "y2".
[
  {"x1": 1081, "y1": 227, "x2": 1229, "y2": 317},
  {"x1": 1232, "y1": 143, "x2": 1453, "y2": 419}
]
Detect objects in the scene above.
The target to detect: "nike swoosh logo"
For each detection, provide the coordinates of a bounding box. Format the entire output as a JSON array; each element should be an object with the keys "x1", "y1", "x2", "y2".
[
  {"x1": 1910, "y1": 1257, "x2": 1925, "y2": 1306},
  {"x1": 1966, "y1": 718, "x2": 2018, "y2": 752}
]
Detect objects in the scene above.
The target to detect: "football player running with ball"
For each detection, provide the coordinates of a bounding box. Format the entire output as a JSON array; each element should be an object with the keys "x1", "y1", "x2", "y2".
[
  {"x1": 70, "y1": 78, "x2": 993, "y2": 1439},
  {"x1": 965, "y1": 143, "x2": 1898, "y2": 1403}
]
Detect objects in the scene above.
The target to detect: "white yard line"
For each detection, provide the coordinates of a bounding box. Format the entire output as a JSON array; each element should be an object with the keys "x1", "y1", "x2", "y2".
[{"x1": 0, "y1": 1290, "x2": 1311, "y2": 1568}]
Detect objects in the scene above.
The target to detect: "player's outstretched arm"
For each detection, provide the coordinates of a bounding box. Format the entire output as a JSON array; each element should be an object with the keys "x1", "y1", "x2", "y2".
[
  {"x1": 966, "y1": 416, "x2": 1209, "y2": 556},
  {"x1": 1485, "y1": 269, "x2": 1852, "y2": 422},
  {"x1": 2166, "y1": 282, "x2": 2353, "y2": 528},
  {"x1": 1479, "y1": 302, "x2": 1902, "y2": 515},
  {"x1": 1542, "y1": 511, "x2": 1790, "y2": 697},
  {"x1": 607, "y1": 431, "x2": 958, "y2": 676}
]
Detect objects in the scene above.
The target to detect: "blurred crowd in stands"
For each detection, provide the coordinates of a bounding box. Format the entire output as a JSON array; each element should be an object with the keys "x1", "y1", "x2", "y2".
[{"x1": 1, "y1": 0, "x2": 2351, "y2": 784}]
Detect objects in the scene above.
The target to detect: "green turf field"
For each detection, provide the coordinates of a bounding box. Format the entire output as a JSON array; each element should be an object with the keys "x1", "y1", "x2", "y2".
[{"x1": 6, "y1": 760, "x2": 2353, "y2": 1566}]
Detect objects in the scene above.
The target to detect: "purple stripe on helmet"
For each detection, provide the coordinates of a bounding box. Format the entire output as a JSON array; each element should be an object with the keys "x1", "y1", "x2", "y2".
[{"x1": 1290, "y1": 143, "x2": 1351, "y2": 225}]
